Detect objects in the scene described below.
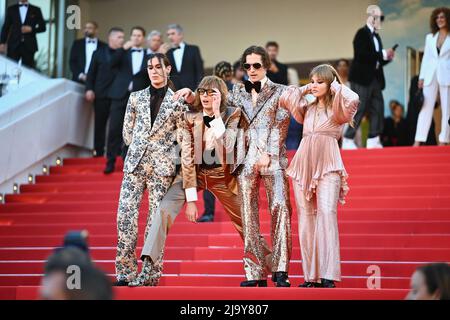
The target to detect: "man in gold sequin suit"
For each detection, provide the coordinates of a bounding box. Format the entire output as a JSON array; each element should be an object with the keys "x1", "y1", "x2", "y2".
[
  {"x1": 229, "y1": 46, "x2": 292, "y2": 287},
  {"x1": 175, "y1": 47, "x2": 292, "y2": 287}
]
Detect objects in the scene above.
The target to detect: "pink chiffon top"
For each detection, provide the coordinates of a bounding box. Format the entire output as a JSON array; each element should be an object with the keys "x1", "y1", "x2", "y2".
[{"x1": 279, "y1": 82, "x2": 359, "y2": 204}]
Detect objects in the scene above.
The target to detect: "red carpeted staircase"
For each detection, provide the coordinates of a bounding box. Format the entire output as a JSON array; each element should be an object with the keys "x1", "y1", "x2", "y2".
[{"x1": 1, "y1": 146, "x2": 450, "y2": 300}]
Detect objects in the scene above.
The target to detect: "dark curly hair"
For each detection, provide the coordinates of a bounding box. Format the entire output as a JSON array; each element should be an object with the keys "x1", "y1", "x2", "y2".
[
  {"x1": 240, "y1": 45, "x2": 271, "y2": 70},
  {"x1": 417, "y1": 263, "x2": 450, "y2": 300},
  {"x1": 430, "y1": 7, "x2": 450, "y2": 34},
  {"x1": 214, "y1": 61, "x2": 232, "y2": 81}
]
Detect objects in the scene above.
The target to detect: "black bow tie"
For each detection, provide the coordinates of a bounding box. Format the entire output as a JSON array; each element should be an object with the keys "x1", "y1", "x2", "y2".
[
  {"x1": 19, "y1": 3, "x2": 28, "y2": 7},
  {"x1": 203, "y1": 115, "x2": 215, "y2": 128},
  {"x1": 131, "y1": 48, "x2": 142, "y2": 53},
  {"x1": 87, "y1": 39, "x2": 96, "y2": 44},
  {"x1": 244, "y1": 80, "x2": 262, "y2": 93},
  {"x1": 149, "y1": 86, "x2": 166, "y2": 98},
  {"x1": 173, "y1": 46, "x2": 181, "y2": 50}
]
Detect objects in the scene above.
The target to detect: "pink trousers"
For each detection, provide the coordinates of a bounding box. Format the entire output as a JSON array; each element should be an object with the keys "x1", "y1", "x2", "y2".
[{"x1": 293, "y1": 172, "x2": 342, "y2": 282}]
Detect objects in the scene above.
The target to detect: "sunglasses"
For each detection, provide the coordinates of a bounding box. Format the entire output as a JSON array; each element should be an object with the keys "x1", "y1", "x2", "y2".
[
  {"x1": 197, "y1": 88, "x2": 215, "y2": 96},
  {"x1": 243, "y1": 63, "x2": 262, "y2": 70},
  {"x1": 373, "y1": 15, "x2": 385, "y2": 22}
]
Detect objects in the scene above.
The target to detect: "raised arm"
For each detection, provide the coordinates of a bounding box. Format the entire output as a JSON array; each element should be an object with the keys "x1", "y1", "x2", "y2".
[
  {"x1": 279, "y1": 84, "x2": 311, "y2": 124},
  {"x1": 175, "y1": 102, "x2": 198, "y2": 203},
  {"x1": 122, "y1": 92, "x2": 137, "y2": 146},
  {"x1": 330, "y1": 80, "x2": 360, "y2": 125}
]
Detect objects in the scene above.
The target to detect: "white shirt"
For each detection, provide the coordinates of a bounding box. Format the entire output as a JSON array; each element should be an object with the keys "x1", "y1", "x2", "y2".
[
  {"x1": 84, "y1": 37, "x2": 98, "y2": 74},
  {"x1": 19, "y1": 2, "x2": 28, "y2": 24},
  {"x1": 131, "y1": 47, "x2": 144, "y2": 75},
  {"x1": 184, "y1": 112, "x2": 226, "y2": 203},
  {"x1": 203, "y1": 112, "x2": 227, "y2": 150},
  {"x1": 146, "y1": 48, "x2": 155, "y2": 55},
  {"x1": 173, "y1": 42, "x2": 185, "y2": 73},
  {"x1": 366, "y1": 23, "x2": 388, "y2": 67}
]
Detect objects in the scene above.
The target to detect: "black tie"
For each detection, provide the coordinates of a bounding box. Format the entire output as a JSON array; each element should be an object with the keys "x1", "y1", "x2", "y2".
[
  {"x1": 87, "y1": 39, "x2": 96, "y2": 44},
  {"x1": 131, "y1": 48, "x2": 142, "y2": 53},
  {"x1": 150, "y1": 85, "x2": 165, "y2": 98},
  {"x1": 173, "y1": 46, "x2": 181, "y2": 50},
  {"x1": 244, "y1": 80, "x2": 262, "y2": 93},
  {"x1": 203, "y1": 115, "x2": 215, "y2": 128},
  {"x1": 19, "y1": 3, "x2": 28, "y2": 7}
]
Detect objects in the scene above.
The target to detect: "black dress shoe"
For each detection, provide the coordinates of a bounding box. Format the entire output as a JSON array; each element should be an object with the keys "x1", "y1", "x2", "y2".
[
  {"x1": 197, "y1": 213, "x2": 214, "y2": 222},
  {"x1": 273, "y1": 272, "x2": 291, "y2": 287},
  {"x1": 298, "y1": 281, "x2": 322, "y2": 288},
  {"x1": 113, "y1": 279, "x2": 129, "y2": 286},
  {"x1": 103, "y1": 161, "x2": 115, "y2": 174},
  {"x1": 240, "y1": 280, "x2": 267, "y2": 287},
  {"x1": 321, "y1": 279, "x2": 336, "y2": 288}
]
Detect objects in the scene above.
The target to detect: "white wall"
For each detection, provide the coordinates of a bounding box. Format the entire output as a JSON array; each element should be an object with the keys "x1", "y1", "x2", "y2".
[{"x1": 0, "y1": 56, "x2": 94, "y2": 195}]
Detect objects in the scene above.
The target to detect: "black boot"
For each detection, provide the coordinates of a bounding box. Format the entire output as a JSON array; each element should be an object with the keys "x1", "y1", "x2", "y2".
[
  {"x1": 321, "y1": 279, "x2": 336, "y2": 288},
  {"x1": 240, "y1": 280, "x2": 267, "y2": 287},
  {"x1": 113, "y1": 279, "x2": 129, "y2": 286},
  {"x1": 298, "y1": 281, "x2": 323, "y2": 288},
  {"x1": 197, "y1": 213, "x2": 214, "y2": 222},
  {"x1": 103, "y1": 159, "x2": 115, "y2": 174},
  {"x1": 272, "y1": 272, "x2": 291, "y2": 287}
]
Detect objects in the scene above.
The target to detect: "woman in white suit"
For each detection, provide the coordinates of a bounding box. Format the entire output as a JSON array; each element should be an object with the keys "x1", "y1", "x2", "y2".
[{"x1": 415, "y1": 7, "x2": 450, "y2": 146}]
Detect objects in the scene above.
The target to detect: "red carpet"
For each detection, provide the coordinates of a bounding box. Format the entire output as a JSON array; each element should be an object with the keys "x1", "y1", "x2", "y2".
[{"x1": 0, "y1": 146, "x2": 450, "y2": 300}]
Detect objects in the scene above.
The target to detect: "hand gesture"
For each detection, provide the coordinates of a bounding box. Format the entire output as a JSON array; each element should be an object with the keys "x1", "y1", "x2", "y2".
[
  {"x1": 21, "y1": 25, "x2": 32, "y2": 34},
  {"x1": 185, "y1": 202, "x2": 198, "y2": 223},
  {"x1": 158, "y1": 43, "x2": 171, "y2": 54},
  {"x1": 212, "y1": 88, "x2": 221, "y2": 117},
  {"x1": 386, "y1": 48, "x2": 395, "y2": 60},
  {"x1": 173, "y1": 88, "x2": 195, "y2": 103},
  {"x1": 123, "y1": 40, "x2": 133, "y2": 50},
  {"x1": 85, "y1": 90, "x2": 95, "y2": 102},
  {"x1": 256, "y1": 152, "x2": 271, "y2": 173},
  {"x1": 330, "y1": 77, "x2": 340, "y2": 94}
]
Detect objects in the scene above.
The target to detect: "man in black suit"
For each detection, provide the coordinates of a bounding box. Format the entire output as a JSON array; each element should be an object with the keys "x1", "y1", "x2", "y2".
[
  {"x1": 343, "y1": 4, "x2": 396, "y2": 150},
  {"x1": 166, "y1": 24, "x2": 204, "y2": 90},
  {"x1": 0, "y1": 0, "x2": 46, "y2": 68},
  {"x1": 69, "y1": 21, "x2": 106, "y2": 83},
  {"x1": 85, "y1": 27, "x2": 125, "y2": 158},
  {"x1": 104, "y1": 26, "x2": 150, "y2": 174},
  {"x1": 265, "y1": 41, "x2": 288, "y2": 85}
]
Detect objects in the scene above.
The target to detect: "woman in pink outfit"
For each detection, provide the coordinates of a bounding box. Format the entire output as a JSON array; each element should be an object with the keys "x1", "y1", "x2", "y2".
[{"x1": 280, "y1": 64, "x2": 359, "y2": 288}]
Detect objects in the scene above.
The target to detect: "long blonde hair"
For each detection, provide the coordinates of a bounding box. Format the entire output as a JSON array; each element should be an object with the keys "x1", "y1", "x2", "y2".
[{"x1": 309, "y1": 64, "x2": 354, "y2": 127}]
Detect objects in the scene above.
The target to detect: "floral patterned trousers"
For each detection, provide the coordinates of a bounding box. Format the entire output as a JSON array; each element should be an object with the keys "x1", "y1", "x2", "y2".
[{"x1": 115, "y1": 150, "x2": 174, "y2": 282}]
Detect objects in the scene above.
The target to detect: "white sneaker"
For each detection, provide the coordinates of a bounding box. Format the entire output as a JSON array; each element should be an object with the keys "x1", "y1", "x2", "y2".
[
  {"x1": 366, "y1": 136, "x2": 383, "y2": 149},
  {"x1": 342, "y1": 138, "x2": 358, "y2": 150}
]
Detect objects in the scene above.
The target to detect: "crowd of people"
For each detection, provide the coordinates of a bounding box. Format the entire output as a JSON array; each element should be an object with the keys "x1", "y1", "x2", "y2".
[{"x1": 1, "y1": 1, "x2": 449, "y2": 299}]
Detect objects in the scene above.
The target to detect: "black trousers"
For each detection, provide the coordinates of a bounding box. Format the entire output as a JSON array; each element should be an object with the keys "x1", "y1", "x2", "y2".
[
  {"x1": 107, "y1": 96, "x2": 128, "y2": 163},
  {"x1": 203, "y1": 189, "x2": 216, "y2": 216},
  {"x1": 345, "y1": 78, "x2": 384, "y2": 139},
  {"x1": 8, "y1": 44, "x2": 35, "y2": 69},
  {"x1": 93, "y1": 97, "x2": 111, "y2": 157}
]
